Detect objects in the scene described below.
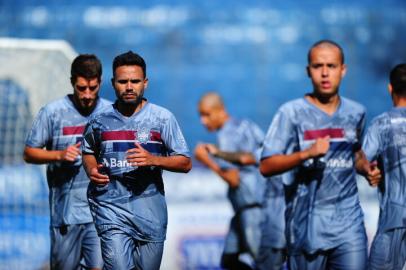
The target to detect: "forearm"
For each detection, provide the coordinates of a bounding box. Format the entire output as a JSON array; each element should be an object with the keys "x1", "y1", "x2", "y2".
[
  {"x1": 82, "y1": 154, "x2": 98, "y2": 177},
  {"x1": 214, "y1": 151, "x2": 256, "y2": 165},
  {"x1": 23, "y1": 146, "x2": 63, "y2": 164},
  {"x1": 153, "y1": 155, "x2": 192, "y2": 173},
  {"x1": 355, "y1": 150, "x2": 369, "y2": 176},
  {"x1": 260, "y1": 150, "x2": 310, "y2": 176}
]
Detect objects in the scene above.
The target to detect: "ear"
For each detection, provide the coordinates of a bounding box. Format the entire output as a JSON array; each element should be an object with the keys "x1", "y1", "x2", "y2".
[
  {"x1": 388, "y1": 83, "x2": 393, "y2": 95},
  {"x1": 111, "y1": 78, "x2": 114, "y2": 88},
  {"x1": 144, "y1": 78, "x2": 149, "y2": 89},
  {"x1": 341, "y1": 64, "x2": 347, "y2": 78}
]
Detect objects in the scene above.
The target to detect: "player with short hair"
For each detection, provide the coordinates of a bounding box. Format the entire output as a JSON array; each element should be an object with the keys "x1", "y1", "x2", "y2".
[
  {"x1": 260, "y1": 40, "x2": 373, "y2": 270},
  {"x1": 194, "y1": 92, "x2": 266, "y2": 270},
  {"x1": 82, "y1": 51, "x2": 192, "y2": 270},
  {"x1": 357, "y1": 63, "x2": 406, "y2": 270},
  {"x1": 24, "y1": 54, "x2": 109, "y2": 270}
]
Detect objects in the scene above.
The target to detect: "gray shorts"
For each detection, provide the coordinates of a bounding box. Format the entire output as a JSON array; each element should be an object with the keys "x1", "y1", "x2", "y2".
[{"x1": 51, "y1": 223, "x2": 103, "y2": 270}]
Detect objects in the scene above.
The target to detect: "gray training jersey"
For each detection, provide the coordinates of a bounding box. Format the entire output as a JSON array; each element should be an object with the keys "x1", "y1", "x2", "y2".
[
  {"x1": 216, "y1": 118, "x2": 266, "y2": 212},
  {"x1": 261, "y1": 96, "x2": 367, "y2": 254},
  {"x1": 82, "y1": 101, "x2": 190, "y2": 242},
  {"x1": 362, "y1": 107, "x2": 406, "y2": 232},
  {"x1": 25, "y1": 95, "x2": 111, "y2": 226}
]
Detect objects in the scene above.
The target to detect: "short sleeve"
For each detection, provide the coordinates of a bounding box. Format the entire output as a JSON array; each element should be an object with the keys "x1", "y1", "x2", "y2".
[{"x1": 25, "y1": 107, "x2": 51, "y2": 148}]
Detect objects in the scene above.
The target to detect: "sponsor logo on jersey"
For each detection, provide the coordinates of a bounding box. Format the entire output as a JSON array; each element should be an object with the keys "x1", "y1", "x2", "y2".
[
  {"x1": 102, "y1": 157, "x2": 132, "y2": 168},
  {"x1": 304, "y1": 128, "x2": 354, "y2": 168}
]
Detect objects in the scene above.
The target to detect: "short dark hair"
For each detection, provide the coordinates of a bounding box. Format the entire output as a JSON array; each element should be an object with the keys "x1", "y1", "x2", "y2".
[
  {"x1": 70, "y1": 54, "x2": 102, "y2": 86},
  {"x1": 307, "y1": 39, "x2": 345, "y2": 64},
  {"x1": 390, "y1": 63, "x2": 406, "y2": 97},
  {"x1": 112, "y1": 51, "x2": 146, "y2": 78}
]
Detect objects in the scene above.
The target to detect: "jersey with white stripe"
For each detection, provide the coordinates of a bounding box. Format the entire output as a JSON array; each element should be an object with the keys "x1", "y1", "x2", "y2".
[
  {"x1": 261, "y1": 96, "x2": 366, "y2": 254},
  {"x1": 25, "y1": 95, "x2": 111, "y2": 226},
  {"x1": 82, "y1": 101, "x2": 190, "y2": 242},
  {"x1": 216, "y1": 118, "x2": 266, "y2": 211},
  {"x1": 362, "y1": 107, "x2": 406, "y2": 232}
]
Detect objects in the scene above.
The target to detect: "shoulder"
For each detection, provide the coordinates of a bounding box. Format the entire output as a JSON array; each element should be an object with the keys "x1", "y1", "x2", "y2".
[
  {"x1": 147, "y1": 102, "x2": 175, "y2": 118},
  {"x1": 369, "y1": 111, "x2": 391, "y2": 127},
  {"x1": 341, "y1": 97, "x2": 366, "y2": 114},
  {"x1": 98, "y1": 97, "x2": 113, "y2": 107},
  {"x1": 88, "y1": 105, "x2": 115, "y2": 125}
]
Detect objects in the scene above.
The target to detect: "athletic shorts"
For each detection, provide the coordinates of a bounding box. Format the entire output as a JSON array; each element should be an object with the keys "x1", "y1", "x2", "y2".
[
  {"x1": 223, "y1": 205, "x2": 263, "y2": 259},
  {"x1": 51, "y1": 223, "x2": 103, "y2": 270},
  {"x1": 99, "y1": 227, "x2": 164, "y2": 270},
  {"x1": 288, "y1": 238, "x2": 367, "y2": 270},
  {"x1": 369, "y1": 227, "x2": 406, "y2": 270},
  {"x1": 255, "y1": 247, "x2": 286, "y2": 270}
]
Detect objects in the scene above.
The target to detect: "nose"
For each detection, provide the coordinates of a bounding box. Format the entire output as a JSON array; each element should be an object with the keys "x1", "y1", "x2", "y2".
[
  {"x1": 322, "y1": 66, "x2": 328, "y2": 77},
  {"x1": 83, "y1": 89, "x2": 93, "y2": 99}
]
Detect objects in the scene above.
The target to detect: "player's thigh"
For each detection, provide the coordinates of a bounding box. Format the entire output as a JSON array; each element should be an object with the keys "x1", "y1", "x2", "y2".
[
  {"x1": 369, "y1": 228, "x2": 406, "y2": 270},
  {"x1": 239, "y1": 207, "x2": 263, "y2": 258},
  {"x1": 288, "y1": 252, "x2": 327, "y2": 270},
  {"x1": 328, "y1": 239, "x2": 367, "y2": 270},
  {"x1": 255, "y1": 247, "x2": 286, "y2": 270},
  {"x1": 99, "y1": 228, "x2": 136, "y2": 270},
  {"x1": 133, "y1": 241, "x2": 164, "y2": 270},
  {"x1": 80, "y1": 223, "x2": 103, "y2": 269},
  {"x1": 223, "y1": 215, "x2": 240, "y2": 255},
  {"x1": 50, "y1": 225, "x2": 83, "y2": 270}
]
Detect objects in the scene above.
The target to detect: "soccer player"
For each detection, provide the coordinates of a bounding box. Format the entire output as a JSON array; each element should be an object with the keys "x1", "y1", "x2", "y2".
[
  {"x1": 357, "y1": 63, "x2": 406, "y2": 270},
  {"x1": 194, "y1": 92, "x2": 266, "y2": 270},
  {"x1": 203, "y1": 145, "x2": 287, "y2": 270},
  {"x1": 24, "y1": 54, "x2": 110, "y2": 270},
  {"x1": 260, "y1": 40, "x2": 369, "y2": 270},
  {"x1": 81, "y1": 51, "x2": 191, "y2": 270}
]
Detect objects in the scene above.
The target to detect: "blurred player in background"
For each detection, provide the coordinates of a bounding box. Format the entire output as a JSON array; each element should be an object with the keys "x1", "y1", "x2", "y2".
[
  {"x1": 204, "y1": 145, "x2": 287, "y2": 270},
  {"x1": 260, "y1": 40, "x2": 373, "y2": 270},
  {"x1": 82, "y1": 51, "x2": 191, "y2": 270},
  {"x1": 357, "y1": 63, "x2": 406, "y2": 270},
  {"x1": 194, "y1": 92, "x2": 266, "y2": 270},
  {"x1": 24, "y1": 54, "x2": 110, "y2": 270}
]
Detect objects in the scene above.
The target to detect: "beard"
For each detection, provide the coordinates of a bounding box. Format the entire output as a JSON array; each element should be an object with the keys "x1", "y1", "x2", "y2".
[{"x1": 118, "y1": 89, "x2": 144, "y2": 106}]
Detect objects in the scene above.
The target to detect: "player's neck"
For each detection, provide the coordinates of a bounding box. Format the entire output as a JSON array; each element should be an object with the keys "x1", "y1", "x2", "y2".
[
  {"x1": 394, "y1": 96, "x2": 406, "y2": 108},
  {"x1": 116, "y1": 99, "x2": 146, "y2": 117},
  {"x1": 306, "y1": 93, "x2": 340, "y2": 116}
]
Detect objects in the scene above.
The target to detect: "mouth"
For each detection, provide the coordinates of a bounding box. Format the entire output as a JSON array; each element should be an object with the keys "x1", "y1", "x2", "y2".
[{"x1": 321, "y1": 81, "x2": 331, "y2": 89}]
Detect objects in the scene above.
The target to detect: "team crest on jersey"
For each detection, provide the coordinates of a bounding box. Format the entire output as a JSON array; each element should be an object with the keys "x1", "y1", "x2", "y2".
[{"x1": 137, "y1": 127, "x2": 150, "y2": 143}]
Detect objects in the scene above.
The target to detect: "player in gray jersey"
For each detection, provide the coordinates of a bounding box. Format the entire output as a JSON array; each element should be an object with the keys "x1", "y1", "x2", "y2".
[
  {"x1": 82, "y1": 51, "x2": 191, "y2": 270},
  {"x1": 357, "y1": 63, "x2": 406, "y2": 270},
  {"x1": 260, "y1": 40, "x2": 375, "y2": 270},
  {"x1": 24, "y1": 54, "x2": 110, "y2": 270},
  {"x1": 195, "y1": 92, "x2": 266, "y2": 270}
]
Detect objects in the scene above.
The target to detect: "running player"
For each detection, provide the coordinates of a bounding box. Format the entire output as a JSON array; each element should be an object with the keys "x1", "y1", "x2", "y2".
[
  {"x1": 81, "y1": 51, "x2": 191, "y2": 270},
  {"x1": 24, "y1": 54, "x2": 109, "y2": 270},
  {"x1": 194, "y1": 92, "x2": 266, "y2": 270},
  {"x1": 357, "y1": 63, "x2": 406, "y2": 270},
  {"x1": 260, "y1": 40, "x2": 369, "y2": 270},
  {"x1": 203, "y1": 144, "x2": 287, "y2": 270}
]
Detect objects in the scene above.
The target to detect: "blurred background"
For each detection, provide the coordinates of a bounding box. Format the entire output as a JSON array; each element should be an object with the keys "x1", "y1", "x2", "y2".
[{"x1": 0, "y1": 0, "x2": 405, "y2": 269}]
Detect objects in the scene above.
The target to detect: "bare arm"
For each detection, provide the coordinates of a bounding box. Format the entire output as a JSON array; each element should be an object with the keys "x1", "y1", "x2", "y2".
[
  {"x1": 23, "y1": 142, "x2": 81, "y2": 164},
  {"x1": 126, "y1": 143, "x2": 192, "y2": 173},
  {"x1": 260, "y1": 136, "x2": 330, "y2": 177},
  {"x1": 194, "y1": 143, "x2": 240, "y2": 188},
  {"x1": 355, "y1": 150, "x2": 381, "y2": 187},
  {"x1": 82, "y1": 154, "x2": 110, "y2": 185},
  {"x1": 205, "y1": 144, "x2": 256, "y2": 165}
]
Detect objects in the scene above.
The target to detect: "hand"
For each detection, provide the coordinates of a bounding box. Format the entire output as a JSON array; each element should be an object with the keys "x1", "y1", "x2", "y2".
[
  {"x1": 365, "y1": 161, "x2": 381, "y2": 187},
  {"x1": 60, "y1": 142, "x2": 81, "y2": 162},
  {"x1": 194, "y1": 143, "x2": 211, "y2": 164},
  {"x1": 126, "y1": 143, "x2": 156, "y2": 167},
  {"x1": 205, "y1": 144, "x2": 219, "y2": 156},
  {"x1": 306, "y1": 136, "x2": 330, "y2": 159},
  {"x1": 89, "y1": 164, "x2": 109, "y2": 185}
]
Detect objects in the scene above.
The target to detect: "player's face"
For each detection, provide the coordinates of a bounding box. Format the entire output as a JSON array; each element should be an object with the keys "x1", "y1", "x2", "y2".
[
  {"x1": 73, "y1": 76, "x2": 100, "y2": 109},
  {"x1": 198, "y1": 102, "x2": 222, "y2": 132},
  {"x1": 307, "y1": 46, "x2": 346, "y2": 98},
  {"x1": 113, "y1": 65, "x2": 148, "y2": 105}
]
